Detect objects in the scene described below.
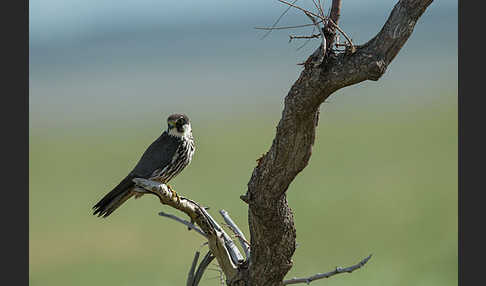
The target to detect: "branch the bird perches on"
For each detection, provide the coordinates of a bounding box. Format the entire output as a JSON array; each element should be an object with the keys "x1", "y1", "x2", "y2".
[
  {"x1": 132, "y1": 178, "x2": 371, "y2": 285},
  {"x1": 132, "y1": 178, "x2": 245, "y2": 284}
]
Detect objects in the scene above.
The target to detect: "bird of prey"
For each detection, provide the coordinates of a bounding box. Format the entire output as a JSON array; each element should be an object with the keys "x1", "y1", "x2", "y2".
[{"x1": 93, "y1": 113, "x2": 195, "y2": 218}]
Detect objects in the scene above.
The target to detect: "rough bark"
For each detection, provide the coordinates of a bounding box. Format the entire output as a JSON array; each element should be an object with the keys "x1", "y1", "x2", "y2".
[{"x1": 242, "y1": 1, "x2": 434, "y2": 285}]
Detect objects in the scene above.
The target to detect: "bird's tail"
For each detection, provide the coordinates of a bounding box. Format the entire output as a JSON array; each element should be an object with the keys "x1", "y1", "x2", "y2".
[{"x1": 93, "y1": 175, "x2": 135, "y2": 218}]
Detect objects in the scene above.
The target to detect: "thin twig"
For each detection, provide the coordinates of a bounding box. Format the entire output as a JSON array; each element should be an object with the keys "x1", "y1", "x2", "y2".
[
  {"x1": 278, "y1": 0, "x2": 322, "y2": 20},
  {"x1": 235, "y1": 234, "x2": 251, "y2": 248},
  {"x1": 304, "y1": 11, "x2": 326, "y2": 58},
  {"x1": 199, "y1": 207, "x2": 245, "y2": 266},
  {"x1": 221, "y1": 223, "x2": 251, "y2": 246},
  {"x1": 255, "y1": 22, "x2": 321, "y2": 31},
  {"x1": 277, "y1": 0, "x2": 354, "y2": 50},
  {"x1": 219, "y1": 209, "x2": 251, "y2": 259},
  {"x1": 158, "y1": 211, "x2": 207, "y2": 238},
  {"x1": 311, "y1": 0, "x2": 322, "y2": 17},
  {"x1": 296, "y1": 25, "x2": 317, "y2": 50},
  {"x1": 193, "y1": 251, "x2": 216, "y2": 286},
  {"x1": 186, "y1": 251, "x2": 200, "y2": 286},
  {"x1": 318, "y1": 0, "x2": 325, "y2": 17},
  {"x1": 328, "y1": 18, "x2": 354, "y2": 51},
  {"x1": 261, "y1": 0, "x2": 300, "y2": 39},
  {"x1": 283, "y1": 254, "x2": 373, "y2": 285},
  {"x1": 290, "y1": 34, "x2": 321, "y2": 41}
]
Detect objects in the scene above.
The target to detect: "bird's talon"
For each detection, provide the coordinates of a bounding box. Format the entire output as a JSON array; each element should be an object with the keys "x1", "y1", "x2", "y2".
[
  {"x1": 177, "y1": 194, "x2": 181, "y2": 205},
  {"x1": 167, "y1": 186, "x2": 180, "y2": 205}
]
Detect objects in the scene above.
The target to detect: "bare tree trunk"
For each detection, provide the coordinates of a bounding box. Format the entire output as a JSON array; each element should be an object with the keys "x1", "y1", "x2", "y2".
[
  {"x1": 243, "y1": 0, "x2": 434, "y2": 285},
  {"x1": 134, "y1": 1, "x2": 434, "y2": 285}
]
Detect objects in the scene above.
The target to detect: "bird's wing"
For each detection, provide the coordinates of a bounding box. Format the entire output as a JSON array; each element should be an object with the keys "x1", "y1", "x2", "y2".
[{"x1": 130, "y1": 132, "x2": 181, "y2": 178}]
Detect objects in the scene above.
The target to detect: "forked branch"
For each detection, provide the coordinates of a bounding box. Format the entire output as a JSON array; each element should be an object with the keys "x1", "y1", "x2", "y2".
[
  {"x1": 220, "y1": 210, "x2": 251, "y2": 258},
  {"x1": 158, "y1": 210, "x2": 207, "y2": 238},
  {"x1": 132, "y1": 178, "x2": 244, "y2": 283},
  {"x1": 276, "y1": 0, "x2": 354, "y2": 50},
  {"x1": 186, "y1": 250, "x2": 216, "y2": 286}
]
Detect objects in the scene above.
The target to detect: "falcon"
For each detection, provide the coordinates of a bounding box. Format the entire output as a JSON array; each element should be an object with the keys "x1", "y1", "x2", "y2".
[{"x1": 93, "y1": 113, "x2": 195, "y2": 218}]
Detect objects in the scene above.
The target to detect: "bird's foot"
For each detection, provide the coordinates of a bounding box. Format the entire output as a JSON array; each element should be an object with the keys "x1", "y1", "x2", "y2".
[{"x1": 167, "y1": 184, "x2": 181, "y2": 205}]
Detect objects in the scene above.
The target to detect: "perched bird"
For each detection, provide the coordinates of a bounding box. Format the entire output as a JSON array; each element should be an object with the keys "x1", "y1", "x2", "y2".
[{"x1": 93, "y1": 113, "x2": 195, "y2": 218}]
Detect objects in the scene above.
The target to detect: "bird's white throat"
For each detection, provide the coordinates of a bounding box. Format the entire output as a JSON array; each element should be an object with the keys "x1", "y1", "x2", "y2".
[{"x1": 168, "y1": 123, "x2": 192, "y2": 139}]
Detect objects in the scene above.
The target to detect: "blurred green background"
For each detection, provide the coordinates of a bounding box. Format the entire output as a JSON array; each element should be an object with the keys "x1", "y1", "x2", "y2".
[{"x1": 29, "y1": 1, "x2": 457, "y2": 285}]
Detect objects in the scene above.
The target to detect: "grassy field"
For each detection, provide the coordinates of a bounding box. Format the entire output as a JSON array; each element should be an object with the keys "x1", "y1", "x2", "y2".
[{"x1": 29, "y1": 90, "x2": 457, "y2": 286}]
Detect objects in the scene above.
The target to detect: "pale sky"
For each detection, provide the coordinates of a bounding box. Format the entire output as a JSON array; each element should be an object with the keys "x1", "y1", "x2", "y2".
[{"x1": 30, "y1": 0, "x2": 456, "y2": 45}]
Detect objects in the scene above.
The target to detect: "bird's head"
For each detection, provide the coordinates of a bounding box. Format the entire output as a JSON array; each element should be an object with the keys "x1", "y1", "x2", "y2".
[{"x1": 167, "y1": 113, "x2": 192, "y2": 138}]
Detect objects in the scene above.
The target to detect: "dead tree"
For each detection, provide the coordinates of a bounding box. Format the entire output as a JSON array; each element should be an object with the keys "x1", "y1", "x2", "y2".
[{"x1": 133, "y1": 0, "x2": 434, "y2": 285}]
